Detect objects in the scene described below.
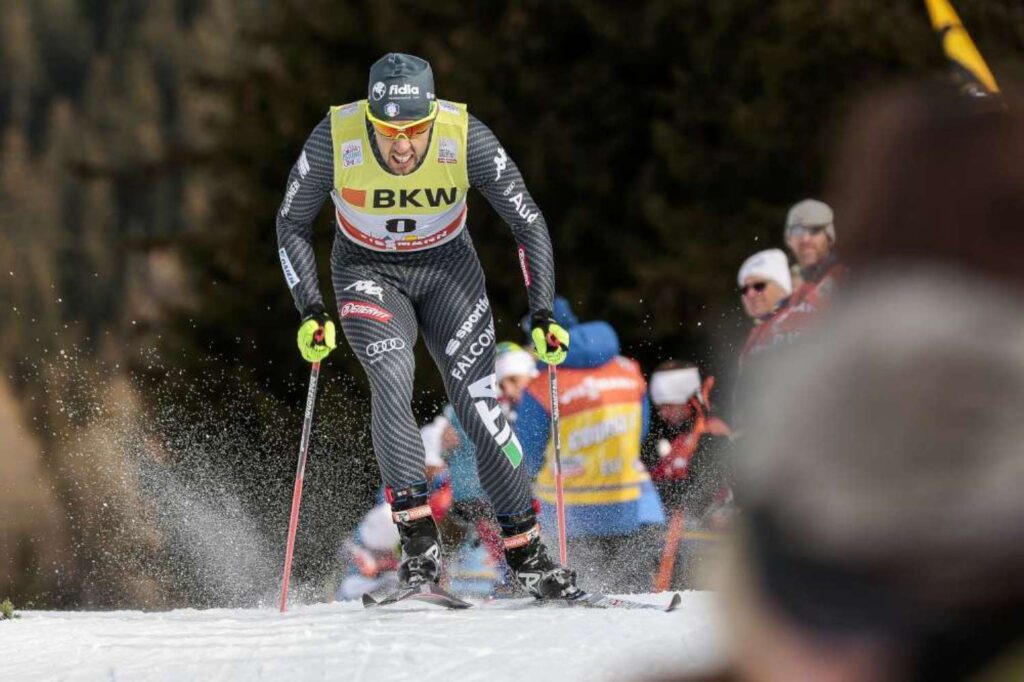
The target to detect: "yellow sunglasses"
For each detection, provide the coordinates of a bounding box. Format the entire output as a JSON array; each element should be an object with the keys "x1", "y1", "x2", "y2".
[{"x1": 366, "y1": 102, "x2": 437, "y2": 139}]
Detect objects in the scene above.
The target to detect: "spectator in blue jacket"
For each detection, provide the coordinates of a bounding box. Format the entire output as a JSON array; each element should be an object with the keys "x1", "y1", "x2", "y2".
[{"x1": 515, "y1": 298, "x2": 666, "y2": 593}]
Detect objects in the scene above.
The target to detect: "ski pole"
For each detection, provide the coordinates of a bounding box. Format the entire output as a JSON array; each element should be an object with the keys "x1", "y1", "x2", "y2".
[
  {"x1": 653, "y1": 508, "x2": 685, "y2": 592},
  {"x1": 547, "y1": 362, "x2": 569, "y2": 566},
  {"x1": 279, "y1": 332, "x2": 324, "y2": 613}
]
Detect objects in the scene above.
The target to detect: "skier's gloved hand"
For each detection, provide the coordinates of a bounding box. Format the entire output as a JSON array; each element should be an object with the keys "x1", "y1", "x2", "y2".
[
  {"x1": 297, "y1": 303, "x2": 337, "y2": 363},
  {"x1": 530, "y1": 310, "x2": 569, "y2": 366}
]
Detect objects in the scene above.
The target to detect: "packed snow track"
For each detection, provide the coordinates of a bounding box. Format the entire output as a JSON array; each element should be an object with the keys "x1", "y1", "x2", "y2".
[{"x1": 7, "y1": 591, "x2": 724, "y2": 681}]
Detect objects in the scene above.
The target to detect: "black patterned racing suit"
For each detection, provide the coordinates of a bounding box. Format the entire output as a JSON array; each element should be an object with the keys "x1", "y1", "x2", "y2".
[{"x1": 276, "y1": 112, "x2": 555, "y2": 518}]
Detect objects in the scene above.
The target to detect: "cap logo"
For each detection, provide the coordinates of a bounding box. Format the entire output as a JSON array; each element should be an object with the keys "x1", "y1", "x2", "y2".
[
  {"x1": 371, "y1": 81, "x2": 386, "y2": 101},
  {"x1": 389, "y1": 83, "x2": 419, "y2": 96},
  {"x1": 384, "y1": 102, "x2": 400, "y2": 118}
]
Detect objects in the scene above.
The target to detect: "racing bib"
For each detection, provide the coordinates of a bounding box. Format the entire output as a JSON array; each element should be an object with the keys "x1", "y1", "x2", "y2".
[
  {"x1": 328, "y1": 99, "x2": 470, "y2": 252},
  {"x1": 531, "y1": 358, "x2": 650, "y2": 506}
]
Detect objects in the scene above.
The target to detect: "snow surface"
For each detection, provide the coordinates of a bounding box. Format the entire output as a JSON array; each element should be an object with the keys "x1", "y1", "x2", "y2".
[{"x1": 6, "y1": 592, "x2": 725, "y2": 681}]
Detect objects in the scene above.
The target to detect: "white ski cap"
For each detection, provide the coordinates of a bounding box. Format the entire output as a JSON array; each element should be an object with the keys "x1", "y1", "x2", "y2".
[
  {"x1": 358, "y1": 503, "x2": 401, "y2": 552},
  {"x1": 496, "y1": 348, "x2": 539, "y2": 383},
  {"x1": 650, "y1": 367, "x2": 702, "y2": 406},
  {"x1": 785, "y1": 198, "x2": 836, "y2": 243},
  {"x1": 420, "y1": 415, "x2": 449, "y2": 468},
  {"x1": 738, "y1": 248, "x2": 793, "y2": 295}
]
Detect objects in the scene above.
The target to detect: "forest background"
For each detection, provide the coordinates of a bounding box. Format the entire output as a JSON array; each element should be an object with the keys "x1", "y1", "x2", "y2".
[{"x1": 1, "y1": 0, "x2": 1022, "y2": 608}]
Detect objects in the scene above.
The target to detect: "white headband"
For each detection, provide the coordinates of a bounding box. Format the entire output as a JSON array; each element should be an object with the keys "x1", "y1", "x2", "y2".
[
  {"x1": 649, "y1": 367, "x2": 701, "y2": 406},
  {"x1": 495, "y1": 349, "x2": 539, "y2": 383}
]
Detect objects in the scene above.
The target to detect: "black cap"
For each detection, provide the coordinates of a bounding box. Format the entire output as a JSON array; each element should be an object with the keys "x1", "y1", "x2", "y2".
[{"x1": 367, "y1": 53, "x2": 435, "y2": 121}]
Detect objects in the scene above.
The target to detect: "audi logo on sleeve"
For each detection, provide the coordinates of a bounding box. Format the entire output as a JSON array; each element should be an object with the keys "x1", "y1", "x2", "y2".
[{"x1": 366, "y1": 337, "x2": 406, "y2": 359}]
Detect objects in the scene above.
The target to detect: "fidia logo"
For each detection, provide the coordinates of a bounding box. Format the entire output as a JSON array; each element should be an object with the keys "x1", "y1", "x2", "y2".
[
  {"x1": 372, "y1": 187, "x2": 457, "y2": 209},
  {"x1": 389, "y1": 84, "x2": 419, "y2": 96}
]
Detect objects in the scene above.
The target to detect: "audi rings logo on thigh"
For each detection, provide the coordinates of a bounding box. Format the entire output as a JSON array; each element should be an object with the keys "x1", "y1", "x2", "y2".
[{"x1": 366, "y1": 337, "x2": 406, "y2": 363}]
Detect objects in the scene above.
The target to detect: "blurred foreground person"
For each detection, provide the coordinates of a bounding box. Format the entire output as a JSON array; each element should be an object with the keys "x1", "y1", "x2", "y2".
[
  {"x1": 665, "y1": 85, "x2": 1024, "y2": 682},
  {"x1": 726, "y1": 271, "x2": 1024, "y2": 682},
  {"x1": 276, "y1": 52, "x2": 579, "y2": 601},
  {"x1": 644, "y1": 361, "x2": 733, "y2": 590},
  {"x1": 518, "y1": 303, "x2": 665, "y2": 593}
]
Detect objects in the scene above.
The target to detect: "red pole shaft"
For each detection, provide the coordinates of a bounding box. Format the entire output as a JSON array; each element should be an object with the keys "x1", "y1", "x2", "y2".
[
  {"x1": 279, "y1": 360, "x2": 321, "y2": 613},
  {"x1": 548, "y1": 364, "x2": 568, "y2": 566},
  {"x1": 654, "y1": 508, "x2": 685, "y2": 592}
]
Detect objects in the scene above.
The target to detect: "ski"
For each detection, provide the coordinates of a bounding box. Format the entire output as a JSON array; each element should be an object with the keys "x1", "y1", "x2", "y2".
[
  {"x1": 362, "y1": 583, "x2": 473, "y2": 610},
  {"x1": 566, "y1": 591, "x2": 682, "y2": 612},
  {"x1": 485, "y1": 591, "x2": 681, "y2": 612}
]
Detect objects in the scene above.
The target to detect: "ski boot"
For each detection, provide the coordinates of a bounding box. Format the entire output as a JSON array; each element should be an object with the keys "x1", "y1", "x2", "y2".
[
  {"x1": 498, "y1": 508, "x2": 582, "y2": 600},
  {"x1": 389, "y1": 483, "x2": 442, "y2": 587}
]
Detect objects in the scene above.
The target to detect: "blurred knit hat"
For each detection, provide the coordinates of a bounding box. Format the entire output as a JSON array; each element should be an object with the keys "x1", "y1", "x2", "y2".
[
  {"x1": 734, "y1": 268, "x2": 1024, "y2": 643},
  {"x1": 650, "y1": 367, "x2": 702, "y2": 406},
  {"x1": 738, "y1": 248, "x2": 793, "y2": 295},
  {"x1": 367, "y1": 53, "x2": 435, "y2": 121},
  {"x1": 493, "y1": 346, "x2": 540, "y2": 382},
  {"x1": 785, "y1": 199, "x2": 836, "y2": 243}
]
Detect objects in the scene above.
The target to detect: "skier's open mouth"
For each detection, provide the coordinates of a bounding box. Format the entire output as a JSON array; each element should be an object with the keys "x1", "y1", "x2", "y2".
[{"x1": 390, "y1": 150, "x2": 416, "y2": 173}]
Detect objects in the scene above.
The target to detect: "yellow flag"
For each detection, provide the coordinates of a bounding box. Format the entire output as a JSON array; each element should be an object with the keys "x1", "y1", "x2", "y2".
[{"x1": 925, "y1": 0, "x2": 1000, "y2": 95}]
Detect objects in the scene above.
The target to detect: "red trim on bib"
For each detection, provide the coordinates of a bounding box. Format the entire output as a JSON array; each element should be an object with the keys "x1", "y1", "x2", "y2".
[{"x1": 336, "y1": 204, "x2": 467, "y2": 252}]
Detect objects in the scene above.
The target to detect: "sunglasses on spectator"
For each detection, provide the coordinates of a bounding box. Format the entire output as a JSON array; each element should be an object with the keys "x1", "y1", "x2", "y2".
[
  {"x1": 367, "y1": 103, "x2": 437, "y2": 139},
  {"x1": 788, "y1": 224, "x2": 829, "y2": 238},
  {"x1": 740, "y1": 281, "x2": 769, "y2": 296}
]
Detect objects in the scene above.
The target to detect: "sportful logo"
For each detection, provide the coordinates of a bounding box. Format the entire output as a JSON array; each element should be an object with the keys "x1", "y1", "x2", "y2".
[
  {"x1": 340, "y1": 301, "x2": 393, "y2": 323},
  {"x1": 445, "y1": 297, "x2": 490, "y2": 356},
  {"x1": 493, "y1": 148, "x2": 507, "y2": 181},
  {"x1": 366, "y1": 337, "x2": 406, "y2": 360},
  {"x1": 449, "y1": 322, "x2": 496, "y2": 381},
  {"x1": 297, "y1": 151, "x2": 310, "y2": 178},
  {"x1": 344, "y1": 280, "x2": 385, "y2": 302},
  {"x1": 280, "y1": 179, "x2": 300, "y2": 217},
  {"x1": 371, "y1": 81, "x2": 387, "y2": 101},
  {"x1": 467, "y1": 373, "x2": 524, "y2": 468}
]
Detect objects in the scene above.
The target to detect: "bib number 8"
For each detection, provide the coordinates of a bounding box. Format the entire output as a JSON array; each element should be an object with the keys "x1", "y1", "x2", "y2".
[{"x1": 385, "y1": 218, "x2": 418, "y2": 234}]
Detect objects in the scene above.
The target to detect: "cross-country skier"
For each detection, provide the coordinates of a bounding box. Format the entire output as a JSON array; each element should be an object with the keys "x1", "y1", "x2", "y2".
[{"x1": 275, "y1": 52, "x2": 579, "y2": 599}]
